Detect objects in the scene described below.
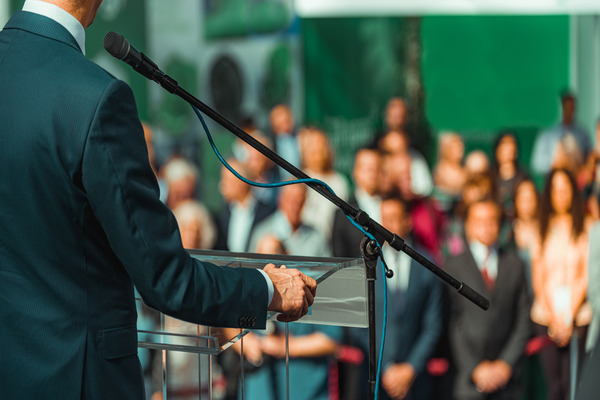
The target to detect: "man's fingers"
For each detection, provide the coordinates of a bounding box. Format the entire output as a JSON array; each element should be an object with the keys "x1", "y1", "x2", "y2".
[
  {"x1": 277, "y1": 311, "x2": 300, "y2": 323},
  {"x1": 263, "y1": 263, "x2": 276, "y2": 272},
  {"x1": 301, "y1": 273, "x2": 317, "y2": 295},
  {"x1": 301, "y1": 295, "x2": 309, "y2": 317},
  {"x1": 303, "y1": 285, "x2": 314, "y2": 307}
]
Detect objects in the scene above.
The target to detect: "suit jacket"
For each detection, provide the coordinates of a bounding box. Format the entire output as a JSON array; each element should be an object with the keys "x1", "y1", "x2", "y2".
[
  {"x1": 215, "y1": 198, "x2": 275, "y2": 252},
  {"x1": 0, "y1": 11, "x2": 268, "y2": 400},
  {"x1": 375, "y1": 246, "x2": 443, "y2": 400},
  {"x1": 331, "y1": 197, "x2": 364, "y2": 258},
  {"x1": 445, "y1": 246, "x2": 531, "y2": 400}
]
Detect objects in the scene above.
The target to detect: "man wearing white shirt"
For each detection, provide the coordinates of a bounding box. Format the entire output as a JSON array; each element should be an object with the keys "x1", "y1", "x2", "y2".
[
  {"x1": 249, "y1": 184, "x2": 331, "y2": 257},
  {"x1": 376, "y1": 196, "x2": 443, "y2": 400},
  {"x1": 216, "y1": 160, "x2": 275, "y2": 253},
  {"x1": 331, "y1": 147, "x2": 383, "y2": 258}
]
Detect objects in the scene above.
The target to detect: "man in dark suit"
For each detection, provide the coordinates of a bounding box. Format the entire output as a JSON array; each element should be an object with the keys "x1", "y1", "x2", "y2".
[
  {"x1": 215, "y1": 159, "x2": 276, "y2": 253},
  {"x1": 0, "y1": 1, "x2": 315, "y2": 399},
  {"x1": 377, "y1": 196, "x2": 443, "y2": 400},
  {"x1": 331, "y1": 147, "x2": 382, "y2": 258},
  {"x1": 446, "y1": 199, "x2": 530, "y2": 400},
  {"x1": 330, "y1": 147, "x2": 383, "y2": 400}
]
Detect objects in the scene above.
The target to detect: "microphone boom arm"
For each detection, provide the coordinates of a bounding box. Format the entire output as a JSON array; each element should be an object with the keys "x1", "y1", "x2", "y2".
[{"x1": 103, "y1": 31, "x2": 490, "y2": 311}]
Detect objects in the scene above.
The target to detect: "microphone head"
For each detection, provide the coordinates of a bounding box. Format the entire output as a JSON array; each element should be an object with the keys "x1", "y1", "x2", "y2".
[{"x1": 103, "y1": 31, "x2": 130, "y2": 60}]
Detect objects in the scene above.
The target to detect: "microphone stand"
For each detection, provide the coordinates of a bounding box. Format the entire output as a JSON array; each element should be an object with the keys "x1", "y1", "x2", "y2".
[{"x1": 104, "y1": 32, "x2": 490, "y2": 400}]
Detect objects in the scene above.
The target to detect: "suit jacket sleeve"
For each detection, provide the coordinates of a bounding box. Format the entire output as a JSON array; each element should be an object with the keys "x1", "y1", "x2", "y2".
[
  {"x1": 498, "y1": 257, "x2": 531, "y2": 368},
  {"x1": 446, "y1": 255, "x2": 485, "y2": 376},
  {"x1": 81, "y1": 79, "x2": 268, "y2": 328},
  {"x1": 406, "y1": 274, "x2": 443, "y2": 374}
]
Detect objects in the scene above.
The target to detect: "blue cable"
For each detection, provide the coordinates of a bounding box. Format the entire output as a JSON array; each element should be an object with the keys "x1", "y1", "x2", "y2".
[
  {"x1": 191, "y1": 104, "x2": 388, "y2": 400},
  {"x1": 191, "y1": 106, "x2": 334, "y2": 192}
]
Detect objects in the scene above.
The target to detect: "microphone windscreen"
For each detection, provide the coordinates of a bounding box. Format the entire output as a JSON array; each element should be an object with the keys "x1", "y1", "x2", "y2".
[{"x1": 103, "y1": 31, "x2": 129, "y2": 59}]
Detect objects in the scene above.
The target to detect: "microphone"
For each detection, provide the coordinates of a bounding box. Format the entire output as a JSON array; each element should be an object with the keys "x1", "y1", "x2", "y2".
[{"x1": 103, "y1": 31, "x2": 178, "y2": 93}]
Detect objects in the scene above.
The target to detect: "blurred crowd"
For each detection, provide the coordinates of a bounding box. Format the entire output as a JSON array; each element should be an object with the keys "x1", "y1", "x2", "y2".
[{"x1": 141, "y1": 92, "x2": 600, "y2": 400}]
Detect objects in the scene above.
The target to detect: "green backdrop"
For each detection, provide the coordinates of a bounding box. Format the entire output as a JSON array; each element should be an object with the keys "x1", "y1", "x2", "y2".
[
  {"x1": 422, "y1": 15, "x2": 569, "y2": 177},
  {"x1": 302, "y1": 15, "x2": 570, "y2": 183}
]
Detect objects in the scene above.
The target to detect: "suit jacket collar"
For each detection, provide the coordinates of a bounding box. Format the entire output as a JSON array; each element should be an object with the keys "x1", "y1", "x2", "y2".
[
  {"x1": 4, "y1": 11, "x2": 82, "y2": 54},
  {"x1": 461, "y1": 246, "x2": 508, "y2": 297}
]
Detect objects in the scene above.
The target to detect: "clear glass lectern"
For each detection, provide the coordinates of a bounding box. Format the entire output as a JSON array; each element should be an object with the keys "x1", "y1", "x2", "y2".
[{"x1": 136, "y1": 249, "x2": 368, "y2": 400}]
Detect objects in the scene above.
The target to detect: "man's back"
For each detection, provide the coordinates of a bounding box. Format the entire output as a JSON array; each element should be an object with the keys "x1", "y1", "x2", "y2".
[
  {"x1": 0, "y1": 11, "x2": 169, "y2": 398},
  {"x1": 0, "y1": 10, "x2": 270, "y2": 399}
]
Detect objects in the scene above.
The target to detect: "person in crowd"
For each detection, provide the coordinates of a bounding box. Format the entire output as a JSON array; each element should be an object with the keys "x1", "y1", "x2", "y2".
[
  {"x1": 461, "y1": 173, "x2": 496, "y2": 211},
  {"x1": 160, "y1": 200, "x2": 225, "y2": 400},
  {"x1": 446, "y1": 198, "x2": 531, "y2": 400},
  {"x1": 384, "y1": 97, "x2": 410, "y2": 133},
  {"x1": 492, "y1": 131, "x2": 528, "y2": 221},
  {"x1": 551, "y1": 132, "x2": 586, "y2": 174},
  {"x1": 229, "y1": 236, "x2": 343, "y2": 400},
  {"x1": 249, "y1": 183, "x2": 331, "y2": 257},
  {"x1": 576, "y1": 120, "x2": 600, "y2": 220},
  {"x1": 0, "y1": 1, "x2": 316, "y2": 398},
  {"x1": 443, "y1": 171, "x2": 497, "y2": 258},
  {"x1": 585, "y1": 221, "x2": 600, "y2": 353},
  {"x1": 379, "y1": 128, "x2": 433, "y2": 197},
  {"x1": 511, "y1": 178, "x2": 540, "y2": 294},
  {"x1": 160, "y1": 155, "x2": 200, "y2": 210},
  {"x1": 331, "y1": 147, "x2": 382, "y2": 258},
  {"x1": 530, "y1": 168, "x2": 589, "y2": 400},
  {"x1": 298, "y1": 127, "x2": 349, "y2": 240},
  {"x1": 531, "y1": 93, "x2": 591, "y2": 177},
  {"x1": 464, "y1": 150, "x2": 492, "y2": 179},
  {"x1": 142, "y1": 122, "x2": 169, "y2": 203},
  {"x1": 231, "y1": 116, "x2": 259, "y2": 166},
  {"x1": 328, "y1": 147, "x2": 383, "y2": 399},
  {"x1": 379, "y1": 152, "x2": 401, "y2": 198},
  {"x1": 172, "y1": 199, "x2": 218, "y2": 250},
  {"x1": 215, "y1": 159, "x2": 276, "y2": 253},
  {"x1": 433, "y1": 132, "x2": 467, "y2": 214},
  {"x1": 376, "y1": 196, "x2": 443, "y2": 400},
  {"x1": 269, "y1": 104, "x2": 301, "y2": 178},
  {"x1": 240, "y1": 130, "x2": 279, "y2": 207},
  {"x1": 394, "y1": 152, "x2": 446, "y2": 263}
]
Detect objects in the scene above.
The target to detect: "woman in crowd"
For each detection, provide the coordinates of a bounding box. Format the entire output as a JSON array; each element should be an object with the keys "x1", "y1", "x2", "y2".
[
  {"x1": 298, "y1": 127, "x2": 349, "y2": 240},
  {"x1": 433, "y1": 132, "x2": 466, "y2": 214},
  {"x1": 531, "y1": 168, "x2": 589, "y2": 400},
  {"x1": 492, "y1": 131, "x2": 528, "y2": 221},
  {"x1": 512, "y1": 178, "x2": 540, "y2": 294},
  {"x1": 172, "y1": 199, "x2": 217, "y2": 250}
]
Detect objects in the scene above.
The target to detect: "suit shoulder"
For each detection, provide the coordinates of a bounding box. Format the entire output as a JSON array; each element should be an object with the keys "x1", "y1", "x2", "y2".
[
  {"x1": 76, "y1": 56, "x2": 124, "y2": 93},
  {"x1": 444, "y1": 251, "x2": 471, "y2": 272},
  {"x1": 499, "y1": 247, "x2": 526, "y2": 268}
]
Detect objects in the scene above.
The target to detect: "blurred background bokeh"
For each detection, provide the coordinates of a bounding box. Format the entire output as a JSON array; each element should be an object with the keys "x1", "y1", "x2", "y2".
[{"x1": 4, "y1": 0, "x2": 598, "y2": 211}]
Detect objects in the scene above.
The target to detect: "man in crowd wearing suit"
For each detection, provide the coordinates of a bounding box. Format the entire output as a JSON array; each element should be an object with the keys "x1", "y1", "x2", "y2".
[
  {"x1": 331, "y1": 146, "x2": 382, "y2": 258},
  {"x1": 249, "y1": 184, "x2": 331, "y2": 257},
  {"x1": 0, "y1": 1, "x2": 316, "y2": 399},
  {"x1": 215, "y1": 159, "x2": 276, "y2": 253},
  {"x1": 377, "y1": 196, "x2": 443, "y2": 400},
  {"x1": 446, "y1": 198, "x2": 530, "y2": 400}
]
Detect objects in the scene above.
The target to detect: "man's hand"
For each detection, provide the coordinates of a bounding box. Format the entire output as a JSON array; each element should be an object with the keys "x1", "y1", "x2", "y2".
[
  {"x1": 264, "y1": 264, "x2": 317, "y2": 322},
  {"x1": 240, "y1": 332, "x2": 264, "y2": 365},
  {"x1": 472, "y1": 359, "x2": 512, "y2": 393},
  {"x1": 382, "y1": 363, "x2": 415, "y2": 399},
  {"x1": 260, "y1": 334, "x2": 288, "y2": 358}
]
